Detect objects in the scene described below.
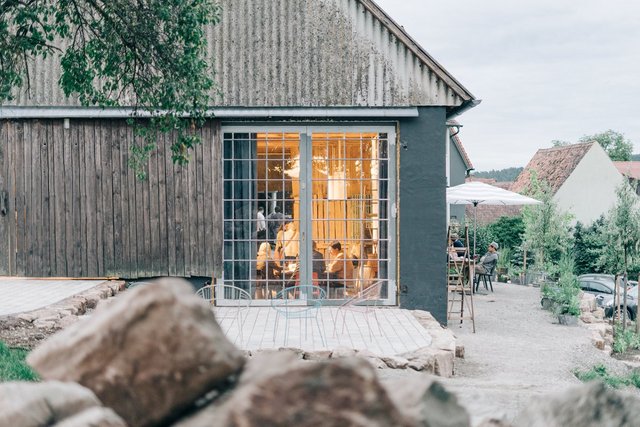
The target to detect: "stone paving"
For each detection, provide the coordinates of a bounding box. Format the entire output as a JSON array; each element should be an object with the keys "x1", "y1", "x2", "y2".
[
  {"x1": 0, "y1": 279, "x2": 105, "y2": 316},
  {"x1": 213, "y1": 306, "x2": 433, "y2": 357}
]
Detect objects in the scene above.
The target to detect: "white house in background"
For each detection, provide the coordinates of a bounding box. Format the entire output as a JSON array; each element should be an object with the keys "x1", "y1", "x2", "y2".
[{"x1": 511, "y1": 142, "x2": 623, "y2": 225}]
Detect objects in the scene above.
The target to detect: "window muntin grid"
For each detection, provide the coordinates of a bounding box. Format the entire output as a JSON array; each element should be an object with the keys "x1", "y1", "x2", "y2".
[{"x1": 222, "y1": 130, "x2": 392, "y2": 301}]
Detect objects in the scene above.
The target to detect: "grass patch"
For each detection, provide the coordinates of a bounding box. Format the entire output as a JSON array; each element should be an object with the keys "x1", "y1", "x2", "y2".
[
  {"x1": 0, "y1": 341, "x2": 38, "y2": 382},
  {"x1": 574, "y1": 364, "x2": 640, "y2": 389}
]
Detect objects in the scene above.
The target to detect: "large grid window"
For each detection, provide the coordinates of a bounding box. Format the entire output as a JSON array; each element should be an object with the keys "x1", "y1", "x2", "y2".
[{"x1": 222, "y1": 130, "x2": 393, "y2": 302}]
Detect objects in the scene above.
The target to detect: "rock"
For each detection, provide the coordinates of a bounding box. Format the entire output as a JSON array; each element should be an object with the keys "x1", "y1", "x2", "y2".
[
  {"x1": 455, "y1": 345, "x2": 465, "y2": 359},
  {"x1": 580, "y1": 313, "x2": 596, "y2": 324},
  {"x1": 0, "y1": 381, "x2": 101, "y2": 427},
  {"x1": 175, "y1": 353, "x2": 412, "y2": 427},
  {"x1": 412, "y1": 310, "x2": 443, "y2": 330},
  {"x1": 56, "y1": 316, "x2": 80, "y2": 329},
  {"x1": 33, "y1": 319, "x2": 57, "y2": 329},
  {"x1": 579, "y1": 293, "x2": 597, "y2": 313},
  {"x1": 381, "y1": 356, "x2": 409, "y2": 369},
  {"x1": 586, "y1": 323, "x2": 609, "y2": 338},
  {"x1": 477, "y1": 419, "x2": 513, "y2": 427},
  {"x1": 303, "y1": 350, "x2": 332, "y2": 360},
  {"x1": 83, "y1": 294, "x2": 101, "y2": 309},
  {"x1": 401, "y1": 347, "x2": 455, "y2": 377},
  {"x1": 28, "y1": 279, "x2": 245, "y2": 427},
  {"x1": 593, "y1": 308, "x2": 605, "y2": 320},
  {"x1": 365, "y1": 356, "x2": 388, "y2": 369},
  {"x1": 54, "y1": 407, "x2": 127, "y2": 427},
  {"x1": 514, "y1": 381, "x2": 640, "y2": 427},
  {"x1": 430, "y1": 329, "x2": 457, "y2": 353},
  {"x1": 591, "y1": 332, "x2": 605, "y2": 350},
  {"x1": 330, "y1": 347, "x2": 358, "y2": 359},
  {"x1": 382, "y1": 375, "x2": 471, "y2": 427},
  {"x1": 277, "y1": 347, "x2": 305, "y2": 359}
]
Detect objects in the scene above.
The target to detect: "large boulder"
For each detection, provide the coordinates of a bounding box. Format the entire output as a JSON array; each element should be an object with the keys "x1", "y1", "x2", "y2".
[
  {"x1": 514, "y1": 381, "x2": 640, "y2": 427},
  {"x1": 175, "y1": 352, "x2": 413, "y2": 427},
  {"x1": 54, "y1": 407, "x2": 127, "y2": 427},
  {"x1": 0, "y1": 381, "x2": 101, "y2": 427},
  {"x1": 382, "y1": 375, "x2": 471, "y2": 427},
  {"x1": 28, "y1": 279, "x2": 245, "y2": 427}
]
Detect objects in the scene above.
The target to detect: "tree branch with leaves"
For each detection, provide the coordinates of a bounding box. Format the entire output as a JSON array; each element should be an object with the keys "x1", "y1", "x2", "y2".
[{"x1": 1, "y1": 0, "x2": 221, "y2": 179}]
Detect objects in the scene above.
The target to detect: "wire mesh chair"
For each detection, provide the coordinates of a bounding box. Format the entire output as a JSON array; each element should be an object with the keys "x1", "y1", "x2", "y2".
[
  {"x1": 334, "y1": 280, "x2": 385, "y2": 340},
  {"x1": 271, "y1": 285, "x2": 327, "y2": 348},
  {"x1": 196, "y1": 284, "x2": 252, "y2": 346}
]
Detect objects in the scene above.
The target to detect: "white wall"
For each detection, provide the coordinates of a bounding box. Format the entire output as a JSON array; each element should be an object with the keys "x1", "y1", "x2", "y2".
[{"x1": 554, "y1": 144, "x2": 624, "y2": 225}]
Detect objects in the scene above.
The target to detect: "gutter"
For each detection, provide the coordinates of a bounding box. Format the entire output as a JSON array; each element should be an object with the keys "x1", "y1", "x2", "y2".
[
  {"x1": 0, "y1": 106, "x2": 420, "y2": 119},
  {"x1": 447, "y1": 99, "x2": 482, "y2": 120}
]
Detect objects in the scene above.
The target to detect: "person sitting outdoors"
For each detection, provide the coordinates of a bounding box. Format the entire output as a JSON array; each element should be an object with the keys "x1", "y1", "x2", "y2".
[
  {"x1": 449, "y1": 233, "x2": 466, "y2": 258},
  {"x1": 475, "y1": 242, "x2": 499, "y2": 277},
  {"x1": 324, "y1": 241, "x2": 354, "y2": 292}
]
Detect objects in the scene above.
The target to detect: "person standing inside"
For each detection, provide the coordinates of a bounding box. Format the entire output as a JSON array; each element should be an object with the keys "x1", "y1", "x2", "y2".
[
  {"x1": 267, "y1": 205, "x2": 285, "y2": 243},
  {"x1": 256, "y1": 206, "x2": 267, "y2": 240}
]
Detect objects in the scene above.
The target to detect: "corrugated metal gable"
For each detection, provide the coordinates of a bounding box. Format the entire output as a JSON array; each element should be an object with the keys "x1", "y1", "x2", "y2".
[{"x1": 6, "y1": 0, "x2": 473, "y2": 108}]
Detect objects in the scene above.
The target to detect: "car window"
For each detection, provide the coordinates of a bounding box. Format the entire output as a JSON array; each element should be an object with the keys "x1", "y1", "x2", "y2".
[
  {"x1": 578, "y1": 281, "x2": 591, "y2": 292},
  {"x1": 590, "y1": 282, "x2": 612, "y2": 294},
  {"x1": 629, "y1": 286, "x2": 638, "y2": 298}
]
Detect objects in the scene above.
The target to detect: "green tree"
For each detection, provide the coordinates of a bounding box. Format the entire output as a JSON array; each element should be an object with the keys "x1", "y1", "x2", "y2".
[
  {"x1": 597, "y1": 183, "x2": 640, "y2": 275},
  {"x1": 551, "y1": 139, "x2": 570, "y2": 147},
  {"x1": 488, "y1": 215, "x2": 525, "y2": 250},
  {"x1": 521, "y1": 174, "x2": 573, "y2": 269},
  {"x1": 1, "y1": 0, "x2": 221, "y2": 178},
  {"x1": 580, "y1": 130, "x2": 633, "y2": 161},
  {"x1": 573, "y1": 217, "x2": 606, "y2": 275}
]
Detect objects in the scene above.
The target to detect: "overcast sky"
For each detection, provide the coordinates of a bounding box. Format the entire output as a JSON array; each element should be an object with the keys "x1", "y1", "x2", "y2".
[{"x1": 375, "y1": 0, "x2": 640, "y2": 171}]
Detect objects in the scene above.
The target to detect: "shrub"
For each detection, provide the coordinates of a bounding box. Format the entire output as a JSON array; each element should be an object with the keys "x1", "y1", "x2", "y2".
[
  {"x1": 612, "y1": 325, "x2": 640, "y2": 354},
  {"x1": 575, "y1": 364, "x2": 640, "y2": 389}
]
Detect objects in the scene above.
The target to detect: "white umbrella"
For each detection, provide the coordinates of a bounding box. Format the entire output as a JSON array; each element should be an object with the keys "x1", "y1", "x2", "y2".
[{"x1": 446, "y1": 181, "x2": 542, "y2": 256}]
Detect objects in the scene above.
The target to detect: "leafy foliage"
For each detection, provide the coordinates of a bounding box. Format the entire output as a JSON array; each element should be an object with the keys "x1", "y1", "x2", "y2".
[
  {"x1": 574, "y1": 364, "x2": 640, "y2": 389},
  {"x1": 0, "y1": 341, "x2": 38, "y2": 382},
  {"x1": 595, "y1": 182, "x2": 640, "y2": 275},
  {"x1": 573, "y1": 218, "x2": 607, "y2": 275},
  {"x1": 471, "y1": 167, "x2": 524, "y2": 182},
  {"x1": 612, "y1": 325, "x2": 640, "y2": 354},
  {"x1": 579, "y1": 130, "x2": 633, "y2": 161},
  {"x1": 1, "y1": 0, "x2": 221, "y2": 178},
  {"x1": 488, "y1": 215, "x2": 524, "y2": 250},
  {"x1": 522, "y1": 173, "x2": 573, "y2": 269}
]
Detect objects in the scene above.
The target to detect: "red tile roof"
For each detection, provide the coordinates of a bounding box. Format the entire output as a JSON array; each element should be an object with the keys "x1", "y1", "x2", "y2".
[
  {"x1": 614, "y1": 162, "x2": 640, "y2": 180},
  {"x1": 466, "y1": 204, "x2": 522, "y2": 226},
  {"x1": 511, "y1": 142, "x2": 594, "y2": 194}
]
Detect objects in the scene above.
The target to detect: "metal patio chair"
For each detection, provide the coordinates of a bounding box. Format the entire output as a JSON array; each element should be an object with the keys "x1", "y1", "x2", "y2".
[
  {"x1": 334, "y1": 280, "x2": 385, "y2": 340},
  {"x1": 196, "y1": 284, "x2": 252, "y2": 346},
  {"x1": 271, "y1": 285, "x2": 327, "y2": 347}
]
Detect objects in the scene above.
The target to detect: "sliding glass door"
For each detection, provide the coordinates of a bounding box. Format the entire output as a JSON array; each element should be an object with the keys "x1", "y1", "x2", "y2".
[{"x1": 222, "y1": 126, "x2": 396, "y2": 305}]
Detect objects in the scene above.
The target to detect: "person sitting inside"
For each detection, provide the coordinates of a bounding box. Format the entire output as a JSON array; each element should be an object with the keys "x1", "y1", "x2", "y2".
[
  {"x1": 312, "y1": 241, "x2": 325, "y2": 280},
  {"x1": 256, "y1": 242, "x2": 272, "y2": 280},
  {"x1": 324, "y1": 241, "x2": 354, "y2": 293},
  {"x1": 475, "y1": 242, "x2": 499, "y2": 277}
]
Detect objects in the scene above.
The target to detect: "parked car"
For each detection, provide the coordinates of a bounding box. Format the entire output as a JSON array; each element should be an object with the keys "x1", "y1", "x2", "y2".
[
  {"x1": 578, "y1": 277, "x2": 618, "y2": 298},
  {"x1": 600, "y1": 285, "x2": 637, "y2": 321}
]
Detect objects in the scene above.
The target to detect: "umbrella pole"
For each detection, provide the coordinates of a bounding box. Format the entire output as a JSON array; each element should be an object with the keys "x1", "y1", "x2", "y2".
[{"x1": 473, "y1": 202, "x2": 478, "y2": 258}]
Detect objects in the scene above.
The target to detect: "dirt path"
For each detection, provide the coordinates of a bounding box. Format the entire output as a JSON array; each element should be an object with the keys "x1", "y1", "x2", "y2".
[{"x1": 382, "y1": 282, "x2": 632, "y2": 425}]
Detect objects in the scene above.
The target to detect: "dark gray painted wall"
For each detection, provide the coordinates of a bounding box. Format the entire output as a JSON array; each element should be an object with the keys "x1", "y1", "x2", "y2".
[
  {"x1": 449, "y1": 139, "x2": 467, "y2": 223},
  {"x1": 398, "y1": 107, "x2": 447, "y2": 323}
]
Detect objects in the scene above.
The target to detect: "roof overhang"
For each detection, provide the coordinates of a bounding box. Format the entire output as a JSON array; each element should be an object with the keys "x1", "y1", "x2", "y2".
[{"x1": 0, "y1": 106, "x2": 420, "y2": 119}]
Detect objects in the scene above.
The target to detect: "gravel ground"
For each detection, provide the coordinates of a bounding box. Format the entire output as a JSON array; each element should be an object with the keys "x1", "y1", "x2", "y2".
[{"x1": 381, "y1": 282, "x2": 635, "y2": 425}]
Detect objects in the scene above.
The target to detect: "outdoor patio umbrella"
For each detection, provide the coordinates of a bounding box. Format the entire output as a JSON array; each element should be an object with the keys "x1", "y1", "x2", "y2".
[{"x1": 446, "y1": 181, "x2": 542, "y2": 257}]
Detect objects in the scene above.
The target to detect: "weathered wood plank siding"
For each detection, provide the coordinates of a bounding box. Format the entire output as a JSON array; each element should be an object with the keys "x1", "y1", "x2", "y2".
[{"x1": 0, "y1": 119, "x2": 222, "y2": 279}]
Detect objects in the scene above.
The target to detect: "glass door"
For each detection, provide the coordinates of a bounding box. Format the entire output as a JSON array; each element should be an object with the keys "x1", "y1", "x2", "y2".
[{"x1": 221, "y1": 126, "x2": 396, "y2": 305}]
